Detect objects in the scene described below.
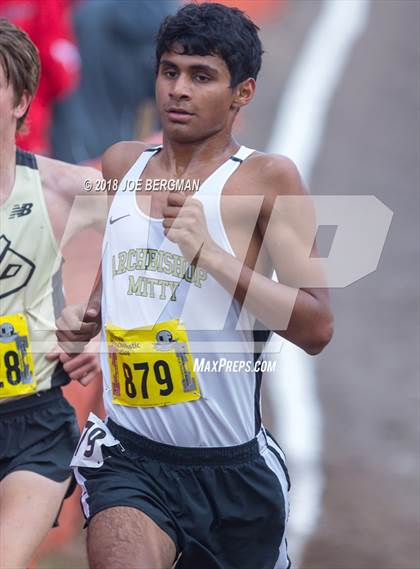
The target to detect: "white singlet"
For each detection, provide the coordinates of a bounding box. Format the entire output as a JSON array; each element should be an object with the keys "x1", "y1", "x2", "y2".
[{"x1": 101, "y1": 145, "x2": 271, "y2": 447}]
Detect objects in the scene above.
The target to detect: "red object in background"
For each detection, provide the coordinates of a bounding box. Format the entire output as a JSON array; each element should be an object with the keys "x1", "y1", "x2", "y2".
[
  {"x1": 0, "y1": 0, "x2": 80, "y2": 154},
  {"x1": 197, "y1": 0, "x2": 285, "y2": 24}
]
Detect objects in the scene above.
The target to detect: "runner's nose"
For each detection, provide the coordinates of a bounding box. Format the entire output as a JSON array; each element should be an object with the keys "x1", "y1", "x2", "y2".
[{"x1": 169, "y1": 74, "x2": 192, "y2": 101}]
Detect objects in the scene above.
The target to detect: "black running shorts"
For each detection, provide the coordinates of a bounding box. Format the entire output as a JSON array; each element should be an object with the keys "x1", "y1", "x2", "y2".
[
  {"x1": 75, "y1": 418, "x2": 291, "y2": 569},
  {"x1": 0, "y1": 387, "x2": 80, "y2": 492}
]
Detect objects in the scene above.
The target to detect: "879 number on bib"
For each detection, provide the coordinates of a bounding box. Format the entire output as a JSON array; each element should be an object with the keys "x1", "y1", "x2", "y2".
[
  {"x1": 107, "y1": 320, "x2": 201, "y2": 408},
  {"x1": 110, "y1": 351, "x2": 200, "y2": 408},
  {"x1": 123, "y1": 360, "x2": 173, "y2": 400}
]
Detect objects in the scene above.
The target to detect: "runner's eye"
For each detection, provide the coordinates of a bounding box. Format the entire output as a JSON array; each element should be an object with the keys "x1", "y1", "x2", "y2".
[
  {"x1": 194, "y1": 74, "x2": 210, "y2": 83},
  {"x1": 163, "y1": 69, "x2": 178, "y2": 79}
]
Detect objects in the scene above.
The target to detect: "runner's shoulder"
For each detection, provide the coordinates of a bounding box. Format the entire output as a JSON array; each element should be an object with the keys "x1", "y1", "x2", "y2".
[
  {"x1": 36, "y1": 154, "x2": 101, "y2": 199},
  {"x1": 242, "y1": 152, "x2": 307, "y2": 197},
  {"x1": 101, "y1": 140, "x2": 156, "y2": 186}
]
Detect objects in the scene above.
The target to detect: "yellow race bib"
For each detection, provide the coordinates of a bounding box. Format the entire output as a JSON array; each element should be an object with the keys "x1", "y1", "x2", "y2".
[
  {"x1": 106, "y1": 319, "x2": 200, "y2": 408},
  {"x1": 0, "y1": 313, "x2": 37, "y2": 398}
]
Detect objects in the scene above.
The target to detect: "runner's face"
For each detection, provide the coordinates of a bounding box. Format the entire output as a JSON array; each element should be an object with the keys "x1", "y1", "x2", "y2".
[
  {"x1": 156, "y1": 50, "x2": 237, "y2": 143},
  {"x1": 0, "y1": 65, "x2": 16, "y2": 140},
  {"x1": 0, "y1": 64, "x2": 30, "y2": 142}
]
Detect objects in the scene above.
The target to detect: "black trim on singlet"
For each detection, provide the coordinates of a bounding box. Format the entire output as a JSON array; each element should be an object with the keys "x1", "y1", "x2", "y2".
[
  {"x1": 253, "y1": 354, "x2": 263, "y2": 436},
  {"x1": 52, "y1": 263, "x2": 65, "y2": 319},
  {"x1": 145, "y1": 146, "x2": 245, "y2": 163},
  {"x1": 16, "y1": 147, "x2": 37, "y2": 170},
  {"x1": 51, "y1": 263, "x2": 71, "y2": 387},
  {"x1": 252, "y1": 323, "x2": 271, "y2": 435},
  {"x1": 216, "y1": 300, "x2": 270, "y2": 436},
  {"x1": 144, "y1": 146, "x2": 162, "y2": 152}
]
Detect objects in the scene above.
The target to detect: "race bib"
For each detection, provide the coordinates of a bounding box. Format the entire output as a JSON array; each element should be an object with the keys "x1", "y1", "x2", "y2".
[
  {"x1": 0, "y1": 313, "x2": 36, "y2": 398},
  {"x1": 106, "y1": 319, "x2": 200, "y2": 408},
  {"x1": 70, "y1": 413, "x2": 121, "y2": 469}
]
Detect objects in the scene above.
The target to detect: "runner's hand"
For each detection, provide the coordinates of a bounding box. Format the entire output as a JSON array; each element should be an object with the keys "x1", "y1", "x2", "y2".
[
  {"x1": 47, "y1": 345, "x2": 101, "y2": 386},
  {"x1": 162, "y1": 192, "x2": 219, "y2": 266},
  {"x1": 55, "y1": 302, "x2": 101, "y2": 355}
]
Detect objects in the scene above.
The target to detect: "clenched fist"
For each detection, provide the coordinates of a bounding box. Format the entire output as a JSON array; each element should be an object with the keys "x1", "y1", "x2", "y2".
[
  {"x1": 162, "y1": 191, "x2": 219, "y2": 267},
  {"x1": 47, "y1": 345, "x2": 101, "y2": 386},
  {"x1": 55, "y1": 302, "x2": 101, "y2": 355}
]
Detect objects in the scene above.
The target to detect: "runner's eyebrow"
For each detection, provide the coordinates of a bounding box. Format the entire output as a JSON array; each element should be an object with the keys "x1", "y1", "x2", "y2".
[
  {"x1": 159, "y1": 60, "x2": 177, "y2": 68},
  {"x1": 159, "y1": 60, "x2": 219, "y2": 76},
  {"x1": 189, "y1": 64, "x2": 219, "y2": 76}
]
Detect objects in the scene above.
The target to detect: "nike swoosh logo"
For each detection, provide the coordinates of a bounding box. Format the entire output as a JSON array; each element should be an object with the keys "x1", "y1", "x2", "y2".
[{"x1": 109, "y1": 214, "x2": 130, "y2": 225}]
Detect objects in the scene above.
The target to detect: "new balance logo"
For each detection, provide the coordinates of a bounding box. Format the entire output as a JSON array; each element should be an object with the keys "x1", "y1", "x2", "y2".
[{"x1": 9, "y1": 203, "x2": 33, "y2": 219}]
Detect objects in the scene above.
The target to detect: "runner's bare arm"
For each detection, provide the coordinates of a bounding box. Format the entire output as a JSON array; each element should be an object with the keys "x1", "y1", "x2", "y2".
[
  {"x1": 84, "y1": 141, "x2": 150, "y2": 316},
  {"x1": 55, "y1": 141, "x2": 148, "y2": 352},
  {"x1": 34, "y1": 157, "x2": 104, "y2": 363},
  {"x1": 163, "y1": 156, "x2": 333, "y2": 355},
  {"x1": 37, "y1": 155, "x2": 107, "y2": 248},
  {"x1": 254, "y1": 156, "x2": 333, "y2": 352},
  {"x1": 86, "y1": 139, "x2": 153, "y2": 308}
]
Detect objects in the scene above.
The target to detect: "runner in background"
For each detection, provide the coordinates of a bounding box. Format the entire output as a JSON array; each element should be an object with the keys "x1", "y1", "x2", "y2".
[
  {"x1": 0, "y1": 18, "x2": 104, "y2": 569},
  {"x1": 0, "y1": 0, "x2": 80, "y2": 155}
]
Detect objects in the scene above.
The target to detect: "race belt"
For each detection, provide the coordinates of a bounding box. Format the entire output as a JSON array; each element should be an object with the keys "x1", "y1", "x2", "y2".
[
  {"x1": 0, "y1": 313, "x2": 36, "y2": 398},
  {"x1": 106, "y1": 319, "x2": 200, "y2": 407}
]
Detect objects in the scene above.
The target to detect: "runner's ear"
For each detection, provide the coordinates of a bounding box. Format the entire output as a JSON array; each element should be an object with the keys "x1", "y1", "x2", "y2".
[
  {"x1": 13, "y1": 89, "x2": 31, "y2": 123},
  {"x1": 231, "y1": 78, "x2": 256, "y2": 111}
]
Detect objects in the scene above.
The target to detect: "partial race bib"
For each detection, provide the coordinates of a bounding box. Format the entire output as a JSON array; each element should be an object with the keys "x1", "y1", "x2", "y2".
[
  {"x1": 0, "y1": 313, "x2": 36, "y2": 398},
  {"x1": 106, "y1": 319, "x2": 200, "y2": 408},
  {"x1": 70, "y1": 413, "x2": 121, "y2": 469}
]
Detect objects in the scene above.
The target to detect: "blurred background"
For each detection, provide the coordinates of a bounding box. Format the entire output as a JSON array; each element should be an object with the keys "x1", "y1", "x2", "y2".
[{"x1": 1, "y1": 0, "x2": 418, "y2": 568}]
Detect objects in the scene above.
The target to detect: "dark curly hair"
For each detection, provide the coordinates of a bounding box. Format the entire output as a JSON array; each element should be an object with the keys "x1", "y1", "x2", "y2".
[{"x1": 156, "y1": 2, "x2": 263, "y2": 87}]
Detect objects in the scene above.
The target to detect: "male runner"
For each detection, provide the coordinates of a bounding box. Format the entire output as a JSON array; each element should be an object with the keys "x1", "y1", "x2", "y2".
[
  {"x1": 0, "y1": 18, "x2": 103, "y2": 569},
  {"x1": 57, "y1": 4, "x2": 333, "y2": 568}
]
